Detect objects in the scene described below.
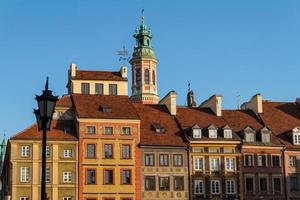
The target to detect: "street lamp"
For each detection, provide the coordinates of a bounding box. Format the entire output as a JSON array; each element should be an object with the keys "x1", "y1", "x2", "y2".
[{"x1": 34, "y1": 77, "x2": 58, "y2": 200}]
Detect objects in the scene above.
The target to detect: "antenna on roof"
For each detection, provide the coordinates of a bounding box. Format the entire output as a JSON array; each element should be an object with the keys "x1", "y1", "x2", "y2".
[
  {"x1": 236, "y1": 92, "x2": 241, "y2": 109},
  {"x1": 117, "y1": 45, "x2": 130, "y2": 66}
]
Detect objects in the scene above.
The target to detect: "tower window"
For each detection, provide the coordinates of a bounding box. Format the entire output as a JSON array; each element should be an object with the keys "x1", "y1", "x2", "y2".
[
  {"x1": 136, "y1": 69, "x2": 141, "y2": 83},
  {"x1": 139, "y1": 39, "x2": 143, "y2": 46},
  {"x1": 81, "y1": 83, "x2": 90, "y2": 94},
  {"x1": 152, "y1": 70, "x2": 156, "y2": 85},
  {"x1": 144, "y1": 69, "x2": 150, "y2": 84},
  {"x1": 109, "y1": 84, "x2": 117, "y2": 95},
  {"x1": 147, "y1": 39, "x2": 150, "y2": 46}
]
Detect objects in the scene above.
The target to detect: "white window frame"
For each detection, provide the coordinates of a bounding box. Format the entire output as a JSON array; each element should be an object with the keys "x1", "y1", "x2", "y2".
[
  {"x1": 193, "y1": 129, "x2": 202, "y2": 138},
  {"x1": 226, "y1": 157, "x2": 235, "y2": 171},
  {"x1": 211, "y1": 180, "x2": 220, "y2": 194},
  {"x1": 194, "y1": 180, "x2": 204, "y2": 194},
  {"x1": 194, "y1": 157, "x2": 204, "y2": 171},
  {"x1": 64, "y1": 149, "x2": 72, "y2": 158},
  {"x1": 122, "y1": 127, "x2": 131, "y2": 135},
  {"x1": 293, "y1": 128, "x2": 300, "y2": 145},
  {"x1": 226, "y1": 180, "x2": 236, "y2": 194},
  {"x1": 224, "y1": 129, "x2": 232, "y2": 138},
  {"x1": 210, "y1": 157, "x2": 220, "y2": 171},
  {"x1": 271, "y1": 154, "x2": 281, "y2": 167},
  {"x1": 261, "y1": 133, "x2": 270, "y2": 143},
  {"x1": 21, "y1": 145, "x2": 30, "y2": 157},
  {"x1": 257, "y1": 154, "x2": 268, "y2": 167},
  {"x1": 209, "y1": 129, "x2": 218, "y2": 138},
  {"x1": 20, "y1": 167, "x2": 30, "y2": 183},
  {"x1": 289, "y1": 155, "x2": 297, "y2": 167},
  {"x1": 63, "y1": 171, "x2": 72, "y2": 183},
  {"x1": 244, "y1": 154, "x2": 254, "y2": 166}
]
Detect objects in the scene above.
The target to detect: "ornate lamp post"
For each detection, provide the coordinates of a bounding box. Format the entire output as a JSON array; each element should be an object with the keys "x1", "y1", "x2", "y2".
[{"x1": 34, "y1": 77, "x2": 58, "y2": 200}]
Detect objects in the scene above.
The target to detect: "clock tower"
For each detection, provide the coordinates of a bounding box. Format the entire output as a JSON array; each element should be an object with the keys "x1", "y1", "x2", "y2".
[{"x1": 130, "y1": 13, "x2": 159, "y2": 104}]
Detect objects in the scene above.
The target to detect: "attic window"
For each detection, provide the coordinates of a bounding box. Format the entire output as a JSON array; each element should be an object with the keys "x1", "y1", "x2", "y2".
[
  {"x1": 293, "y1": 128, "x2": 300, "y2": 145},
  {"x1": 261, "y1": 133, "x2": 270, "y2": 143},
  {"x1": 209, "y1": 129, "x2": 218, "y2": 138},
  {"x1": 224, "y1": 129, "x2": 232, "y2": 139},
  {"x1": 152, "y1": 123, "x2": 165, "y2": 133},
  {"x1": 193, "y1": 129, "x2": 202, "y2": 138},
  {"x1": 100, "y1": 105, "x2": 112, "y2": 113},
  {"x1": 64, "y1": 128, "x2": 70, "y2": 134},
  {"x1": 245, "y1": 132, "x2": 255, "y2": 143}
]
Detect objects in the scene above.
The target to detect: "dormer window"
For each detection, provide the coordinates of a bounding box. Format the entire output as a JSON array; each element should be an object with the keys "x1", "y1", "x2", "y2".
[
  {"x1": 244, "y1": 127, "x2": 255, "y2": 143},
  {"x1": 223, "y1": 125, "x2": 232, "y2": 139},
  {"x1": 152, "y1": 123, "x2": 165, "y2": 133},
  {"x1": 208, "y1": 125, "x2": 218, "y2": 139},
  {"x1": 292, "y1": 127, "x2": 300, "y2": 145},
  {"x1": 193, "y1": 129, "x2": 202, "y2": 138},
  {"x1": 100, "y1": 105, "x2": 112, "y2": 113},
  {"x1": 260, "y1": 127, "x2": 271, "y2": 143}
]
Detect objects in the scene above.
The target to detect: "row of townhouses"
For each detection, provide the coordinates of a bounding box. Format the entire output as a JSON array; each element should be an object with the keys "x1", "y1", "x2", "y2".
[{"x1": 1, "y1": 16, "x2": 300, "y2": 200}]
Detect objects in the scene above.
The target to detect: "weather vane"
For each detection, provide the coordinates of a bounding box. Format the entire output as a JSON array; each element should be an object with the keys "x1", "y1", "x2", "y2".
[{"x1": 117, "y1": 45, "x2": 130, "y2": 66}]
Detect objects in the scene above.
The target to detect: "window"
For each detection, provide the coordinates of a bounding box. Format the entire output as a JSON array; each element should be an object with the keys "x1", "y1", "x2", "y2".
[
  {"x1": 95, "y1": 83, "x2": 103, "y2": 95},
  {"x1": 121, "y1": 144, "x2": 131, "y2": 159},
  {"x1": 20, "y1": 167, "x2": 30, "y2": 182},
  {"x1": 245, "y1": 177, "x2": 254, "y2": 192},
  {"x1": 145, "y1": 154, "x2": 154, "y2": 166},
  {"x1": 226, "y1": 158, "x2": 235, "y2": 171},
  {"x1": 194, "y1": 180, "x2": 204, "y2": 194},
  {"x1": 174, "y1": 176, "x2": 184, "y2": 191},
  {"x1": 109, "y1": 84, "x2": 117, "y2": 95},
  {"x1": 245, "y1": 133, "x2": 255, "y2": 142},
  {"x1": 289, "y1": 156, "x2": 297, "y2": 167},
  {"x1": 64, "y1": 149, "x2": 72, "y2": 158},
  {"x1": 209, "y1": 129, "x2": 218, "y2": 138},
  {"x1": 104, "y1": 144, "x2": 113, "y2": 159},
  {"x1": 46, "y1": 146, "x2": 50, "y2": 158},
  {"x1": 257, "y1": 155, "x2": 267, "y2": 167},
  {"x1": 226, "y1": 180, "x2": 235, "y2": 194},
  {"x1": 104, "y1": 127, "x2": 113, "y2": 135},
  {"x1": 211, "y1": 180, "x2": 220, "y2": 194},
  {"x1": 86, "y1": 169, "x2": 96, "y2": 184},
  {"x1": 86, "y1": 144, "x2": 96, "y2": 158},
  {"x1": 101, "y1": 106, "x2": 112, "y2": 113},
  {"x1": 46, "y1": 168, "x2": 50, "y2": 182},
  {"x1": 159, "y1": 154, "x2": 169, "y2": 166},
  {"x1": 261, "y1": 133, "x2": 270, "y2": 143},
  {"x1": 173, "y1": 154, "x2": 183, "y2": 166},
  {"x1": 145, "y1": 176, "x2": 155, "y2": 191},
  {"x1": 136, "y1": 69, "x2": 141, "y2": 84},
  {"x1": 122, "y1": 127, "x2": 131, "y2": 135},
  {"x1": 20, "y1": 198, "x2": 29, "y2": 200},
  {"x1": 121, "y1": 170, "x2": 131, "y2": 184},
  {"x1": 245, "y1": 155, "x2": 254, "y2": 166},
  {"x1": 152, "y1": 70, "x2": 155, "y2": 85},
  {"x1": 293, "y1": 130, "x2": 300, "y2": 145},
  {"x1": 159, "y1": 177, "x2": 169, "y2": 191},
  {"x1": 63, "y1": 171, "x2": 72, "y2": 183},
  {"x1": 259, "y1": 177, "x2": 268, "y2": 192},
  {"x1": 104, "y1": 169, "x2": 114, "y2": 184},
  {"x1": 144, "y1": 69, "x2": 150, "y2": 84},
  {"x1": 290, "y1": 176, "x2": 298, "y2": 191},
  {"x1": 272, "y1": 155, "x2": 281, "y2": 167},
  {"x1": 193, "y1": 129, "x2": 202, "y2": 138},
  {"x1": 273, "y1": 177, "x2": 281, "y2": 192},
  {"x1": 81, "y1": 83, "x2": 90, "y2": 94},
  {"x1": 224, "y1": 129, "x2": 232, "y2": 138},
  {"x1": 87, "y1": 126, "x2": 96, "y2": 134},
  {"x1": 210, "y1": 158, "x2": 220, "y2": 171},
  {"x1": 21, "y1": 145, "x2": 30, "y2": 157},
  {"x1": 194, "y1": 157, "x2": 204, "y2": 171},
  {"x1": 63, "y1": 197, "x2": 72, "y2": 200}
]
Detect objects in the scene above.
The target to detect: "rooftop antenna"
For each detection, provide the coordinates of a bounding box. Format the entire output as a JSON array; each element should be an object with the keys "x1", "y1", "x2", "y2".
[
  {"x1": 236, "y1": 92, "x2": 241, "y2": 109},
  {"x1": 117, "y1": 46, "x2": 130, "y2": 66}
]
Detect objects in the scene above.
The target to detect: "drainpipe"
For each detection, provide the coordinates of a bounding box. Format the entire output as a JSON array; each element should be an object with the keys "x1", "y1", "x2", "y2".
[
  {"x1": 282, "y1": 146, "x2": 288, "y2": 200},
  {"x1": 187, "y1": 145, "x2": 192, "y2": 200}
]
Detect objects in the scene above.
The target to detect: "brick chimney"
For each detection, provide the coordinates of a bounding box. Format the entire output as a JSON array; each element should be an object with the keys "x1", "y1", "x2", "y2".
[
  {"x1": 241, "y1": 93, "x2": 263, "y2": 114},
  {"x1": 200, "y1": 94, "x2": 222, "y2": 117}
]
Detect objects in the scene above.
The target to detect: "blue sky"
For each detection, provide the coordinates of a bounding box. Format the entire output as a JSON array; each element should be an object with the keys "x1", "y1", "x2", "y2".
[{"x1": 0, "y1": 0, "x2": 300, "y2": 137}]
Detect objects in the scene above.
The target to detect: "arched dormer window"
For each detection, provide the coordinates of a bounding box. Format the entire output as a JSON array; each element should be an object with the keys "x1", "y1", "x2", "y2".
[
  {"x1": 144, "y1": 69, "x2": 150, "y2": 84},
  {"x1": 208, "y1": 124, "x2": 218, "y2": 139},
  {"x1": 152, "y1": 70, "x2": 156, "y2": 85},
  {"x1": 292, "y1": 127, "x2": 300, "y2": 145}
]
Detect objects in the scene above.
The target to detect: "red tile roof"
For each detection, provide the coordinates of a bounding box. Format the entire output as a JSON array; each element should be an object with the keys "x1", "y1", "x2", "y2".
[
  {"x1": 133, "y1": 104, "x2": 187, "y2": 146},
  {"x1": 72, "y1": 94, "x2": 139, "y2": 119},
  {"x1": 73, "y1": 70, "x2": 127, "y2": 81},
  {"x1": 11, "y1": 120, "x2": 77, "y2": 141},
  {"x1": 56, "y1": 95, "x2": 73, "y2": 107},
  {"x1": 259, "y1": 101, "x2": 300, "y2": 149},
  {"x1": 222, "y1": 110, "x2": 264, "y2": 132},
  {"x1": 176, "y1": 107, "x2": 227, "y2": 129}
]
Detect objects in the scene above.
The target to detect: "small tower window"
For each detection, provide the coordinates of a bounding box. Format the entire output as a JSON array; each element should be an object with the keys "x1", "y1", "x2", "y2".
[
  {"x1": 152, "y1": 70, "x2": 156, "y2": 85},
  {"x1": 147, "y1": 39, "x2": 150, "y2": 46},
  {"x1": 139, "y1": 39, "x2": 143, "y2": 46},
  {"x1": 144, "y1": 69, "x2": 150, "y2": 84},
  {"x1": 136, "y1": 69, "x2": 141, "y2": 84}
]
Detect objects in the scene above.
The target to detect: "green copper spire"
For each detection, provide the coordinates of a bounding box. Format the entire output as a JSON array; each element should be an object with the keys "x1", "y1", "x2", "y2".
[{"x1": 131, "y1": 10, "x2": 157, "y2": 61}]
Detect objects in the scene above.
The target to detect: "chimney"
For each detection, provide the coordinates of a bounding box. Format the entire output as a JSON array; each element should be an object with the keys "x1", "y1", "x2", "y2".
[
  {"x1": 241, "y1": 93, "x2": 263, "y2": 114},
  {"x1": 159, "y1": 91, "x2": 177, "y2": 116},
  {"x1": 187, "y1": 90, "x2": 197, "y2": 107},
  {"x1": 70, "y1": 63, "x2": 77, "y2": 78},
  {"x1": 199, "y1": 94, "x2": 223, "y2": 117},
  {"x1": 120, "y1": 65, "x2": 128, "y2": 79}
]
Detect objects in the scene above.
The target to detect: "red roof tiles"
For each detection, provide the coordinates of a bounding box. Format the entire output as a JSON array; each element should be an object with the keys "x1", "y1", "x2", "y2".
[
  {"x1": 72, "y1": 94, "x2": 139, "y2": 119},
  {"x1": 74, "y1": 70, "x2": 127, "y2": 81},
  {"x1": 11, "y1": 120, "x2": 77, "y2": 141},
  {"x1": 56, "y1": 95, "x2": 73, "y2": 107},
  {"x1": 133, "y1": 104, "x2": 187, "y2": 146}
]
